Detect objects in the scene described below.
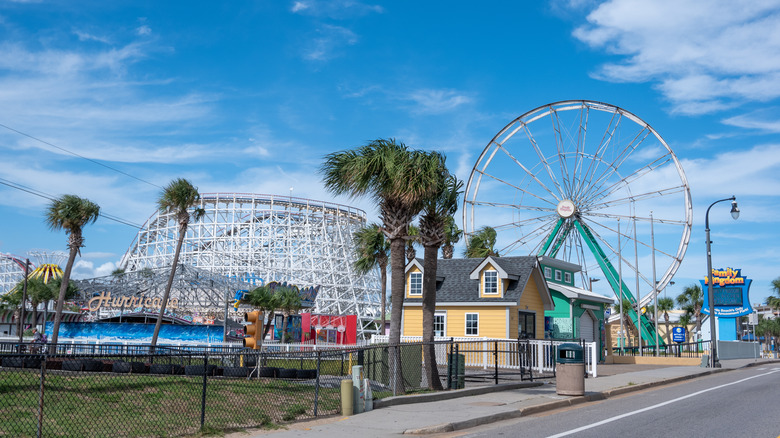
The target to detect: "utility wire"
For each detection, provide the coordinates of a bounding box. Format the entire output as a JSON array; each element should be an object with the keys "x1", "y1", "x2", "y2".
[
  {"x1": 0, "y1": 122, "x2": 163, "y2": 189},
  {"x1": 0, "y1": 178, "x2": 143, "y2": 229}
]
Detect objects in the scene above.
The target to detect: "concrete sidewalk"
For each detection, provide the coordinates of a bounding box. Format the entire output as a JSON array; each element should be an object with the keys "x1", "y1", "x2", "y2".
[{"x1": 237, "y1": 358, "x2": 779, "y2": 437}]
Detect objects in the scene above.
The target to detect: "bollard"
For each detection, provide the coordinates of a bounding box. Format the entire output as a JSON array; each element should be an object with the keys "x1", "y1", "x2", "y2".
[
  {"x1": 340, "y1": 379, "x2": 353, "y2": 416},
  {"x1": 363, "y1": 378, "x2": 373, "y2": 412},
  {"x1": 352, "y1": 365, "x2": 365, "y2": 414}
]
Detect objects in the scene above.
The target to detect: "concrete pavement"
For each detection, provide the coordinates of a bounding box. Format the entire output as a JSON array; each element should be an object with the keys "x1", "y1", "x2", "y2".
[{"x1": 236, "y1": 358, "x2": 779, "y2": 437}]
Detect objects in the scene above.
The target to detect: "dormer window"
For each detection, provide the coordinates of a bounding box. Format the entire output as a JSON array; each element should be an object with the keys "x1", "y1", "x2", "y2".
[
  {"x1": 484, "y1": 270, "x2": 498, "y2": 294},
  {"x1": 409, "y1": 272, "x2": 422, "y2": 296}
]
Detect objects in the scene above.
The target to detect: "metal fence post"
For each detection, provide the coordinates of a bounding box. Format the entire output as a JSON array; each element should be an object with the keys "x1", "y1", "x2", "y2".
[
  {"x1": 494, "y1": 341, "x2": 498, "y2": 385},
  {"x1": 314, "y1": 351, "x2": 321, "y2": 416},
  {"x1": 200, "y1": 353, "x2": 208, "y2": 430},
  {"x1": 37, "y1": 351, "x2": 47, "y2": 438}
]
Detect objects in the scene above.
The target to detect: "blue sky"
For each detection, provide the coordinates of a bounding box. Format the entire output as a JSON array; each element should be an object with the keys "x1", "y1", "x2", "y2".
[{"x1": 1, "y1": 1, "x2": 779, "y2": 305}]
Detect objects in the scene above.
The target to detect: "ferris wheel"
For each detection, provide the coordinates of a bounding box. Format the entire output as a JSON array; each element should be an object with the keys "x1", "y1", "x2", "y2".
[{"x1": 463, "y1": 101, "x2": 692, "y2": 343}]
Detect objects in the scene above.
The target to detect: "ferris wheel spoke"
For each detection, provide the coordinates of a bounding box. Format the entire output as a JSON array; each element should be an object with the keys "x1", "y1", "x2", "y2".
[
  {"x1": 474, "y1": 169, "x2": 558, "y2": 207},
  {"x1": 572, "y1": 110, "x2": 622, "y2": 202},
  {"x1": 586, "y1": 217, "x2": 679, "y2": 264},
  {"x1": 519, "y1": 126, "x2": 566, "y2": 197},
  {"x1": 583, "y1": 185, "x2": 687, "y2": 212},
  {"x1": 498, "y1": 219, "x2": 558, "y2": 254},
  {"x1": 466, "y1": 199, "x2": 557, "y2": 214},
  {"x1": 583, "y1": 211, "x2": 688, "y2": 226},
  {"x1": 550, "y1": 109, "x2": 574, "y2": 196},
  {"x1": 571, "y1": 105, "x2": 590, "y2": 202},
  {"x1": 580, "y1": 153, "x2": 673, "y2": 207},
  {"x1": 577, "y1": 127, "x2": 653, "y2": 204}
]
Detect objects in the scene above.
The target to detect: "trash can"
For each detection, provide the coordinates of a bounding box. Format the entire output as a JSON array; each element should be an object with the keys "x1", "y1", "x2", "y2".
[{"x1": 556, "y1": 343, "x2": 585, "y2": 396}]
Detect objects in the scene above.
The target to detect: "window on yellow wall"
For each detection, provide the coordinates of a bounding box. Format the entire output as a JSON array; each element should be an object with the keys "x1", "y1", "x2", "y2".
[
  {"x1": 465, "y1": 313, "x2": 478, "y2": 336},
  {"x1": 434, "y1": 313, "x2": 446, "y2": 337},
  {"x1": 409, "y1": 272, "x2": 422, "y2": 296},
  {"x1": 484, "y1": 270, "x2": 498, "y2": 294}
]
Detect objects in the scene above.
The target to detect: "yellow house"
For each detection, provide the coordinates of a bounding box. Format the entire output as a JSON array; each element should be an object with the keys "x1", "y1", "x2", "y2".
[{"x1": 401, "y1": 256, "x2": 554, "y2": 339}]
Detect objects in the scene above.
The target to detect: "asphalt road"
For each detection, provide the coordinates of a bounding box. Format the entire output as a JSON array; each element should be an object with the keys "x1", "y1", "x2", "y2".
[{"x1": 451, "y1": 364, "x2": 780, "y2": 438}]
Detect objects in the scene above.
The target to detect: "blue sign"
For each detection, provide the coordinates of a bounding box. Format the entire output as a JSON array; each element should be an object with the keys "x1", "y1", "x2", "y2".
[
  {"x1": 672, "y1": 327, "x2": 686, "y2": 343},
  {"x1": 701, "y1": 267, "x2": 753, "y2": 317}
]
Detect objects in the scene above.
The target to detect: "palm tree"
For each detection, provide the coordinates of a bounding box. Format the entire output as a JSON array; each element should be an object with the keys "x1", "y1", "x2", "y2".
[
  {"x1": 464, "y1": 226, "x2": 499, "y2": 258},
  {"x1": 277, "y1": 287, "x2": 303, "y2": 344},
  {"x1": 241, "y1": 284, "x2": 280, "y2": 350},
  {"x1": 676, "y1": 284, "x2": 704, "y2": 342},
  {"x1": 419, "y1": 166, "x2": 461, "y2": 390},
  {"x1": 678, "y1": 314, "x2": 692, "y2": 343},
  {"x1": 406, "y1": 224, "x2": 420, "y2": 262},
  {"x1": 45, "y1": 194, "x2": 100, "y2": 349},
  {"x1": 441, "y1": 215, "x2": 462, "y2": 259},
  {"x1": 612, "y1": 298, "x2": 636, "y2": 348},
  {"x1": 767, "y1": 277, "x2": 780, "y2": 311},
  {"x1": 353, "y1": 224, "x2": 390, "y2": 332},
  {"x1": 321, "y1": 139, "x2": 438, "y2": 394},
  {"x1": 657, "y1": 297, "x2": 675, "y2": 346},
  {"x1": 150, "y1": 179, "x2": 205, "y2": 348}
]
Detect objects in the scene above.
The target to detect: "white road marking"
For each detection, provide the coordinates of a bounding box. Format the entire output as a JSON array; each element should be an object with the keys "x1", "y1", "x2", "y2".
[{"x1": 546, "y1": 369, "x2": 780, "y2": 438}]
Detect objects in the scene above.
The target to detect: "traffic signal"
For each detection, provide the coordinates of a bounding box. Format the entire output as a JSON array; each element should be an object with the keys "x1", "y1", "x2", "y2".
[{"x1": 243, "y1": 310, "x2": 262, "y2": 350}]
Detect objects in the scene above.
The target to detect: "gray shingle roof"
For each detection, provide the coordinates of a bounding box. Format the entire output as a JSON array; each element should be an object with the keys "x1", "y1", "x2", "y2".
[{"x1": 405, "y1": 256, "x2": 539, "y2": 303}]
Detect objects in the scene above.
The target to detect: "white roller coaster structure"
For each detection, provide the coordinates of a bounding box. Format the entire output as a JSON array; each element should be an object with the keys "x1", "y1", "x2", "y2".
[{"x1": 119, "y1": 193, "x2": 382, "y2": 339}]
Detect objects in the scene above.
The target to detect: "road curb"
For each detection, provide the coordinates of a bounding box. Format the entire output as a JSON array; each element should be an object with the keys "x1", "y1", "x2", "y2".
[
  {"x1": 402, "y1": 368, "x2": 735, "y2": 435},
  {"x1": 375, "y1": 381, "x2": 543, "y2": 409}
]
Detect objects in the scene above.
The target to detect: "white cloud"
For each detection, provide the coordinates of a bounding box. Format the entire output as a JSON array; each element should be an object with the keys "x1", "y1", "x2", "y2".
[
  {"x1": 290, "y1": 0, "x2": 383, "y2": 18},
  {"x1": 73, "y1": 30, "x2": 111, "y2": 44},
  {"x1": 722, "y1": 107, "x2": 780, "y2": 133},
  {"x1": 405, "y1": 89, "x2": 472, "y2": 114},
  {"x1": 572, "y1": 0, "x2": 780, "y2": 115},
  {"x1": 72, "y1": 259, "x2": 117, "y2": 279},
  {"x1": 303, "y1": 25, "x2": 358, "y2": 61},
  {"x1": 136, "y1": 25, "x2": 151, "y2": 36}
]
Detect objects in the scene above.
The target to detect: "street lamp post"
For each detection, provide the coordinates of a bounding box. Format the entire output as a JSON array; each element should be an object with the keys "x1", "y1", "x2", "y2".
[
  {"x1": 705, "y1": 196, "x2": 739, "y2": 368},
  {"x1": 588, "y1": 277, "x2": 600, "y2": 291}
]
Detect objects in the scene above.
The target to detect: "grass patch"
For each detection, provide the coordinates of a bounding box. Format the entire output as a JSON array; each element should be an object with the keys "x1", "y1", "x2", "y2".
[{"x1": 0, "y1": 368, "x2": 341, "y2": 438}]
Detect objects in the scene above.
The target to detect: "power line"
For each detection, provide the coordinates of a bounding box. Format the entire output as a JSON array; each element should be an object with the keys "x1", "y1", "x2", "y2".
[
  {"x1": 0, "y1": 178, "x2": 143, "y2": 229},
  {"x1": 0, "y1": 122, "x2": 163, "y2": 189}
]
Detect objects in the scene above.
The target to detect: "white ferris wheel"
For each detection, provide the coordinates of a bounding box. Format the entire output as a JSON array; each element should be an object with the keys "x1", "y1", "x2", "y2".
[{"x1": 463, "y1": 101, "x2": 693, "y2": 345}]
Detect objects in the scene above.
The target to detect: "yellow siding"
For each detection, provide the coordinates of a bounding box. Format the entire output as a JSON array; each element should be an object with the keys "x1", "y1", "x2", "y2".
[
  {"x1": 517, "y1": 276, "x2": 545, "y2": 338},
  {"x1": 445, "y1": 307, "x2": 508, "y2": 338},
  {"x1": 402, "y1": 307, "x2": 423, "y2": 336},
  {"x1": 406, "y1": 265, "x2": 422, "y2": 299},
  {"x1": 479, "y1": 263, "x2": 504, "y2": 298}
]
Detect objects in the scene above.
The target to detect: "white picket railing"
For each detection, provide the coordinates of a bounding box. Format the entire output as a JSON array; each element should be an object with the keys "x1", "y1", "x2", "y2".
[{"x1": 369, "y1": 336, "x2": 598, "y2": 377}]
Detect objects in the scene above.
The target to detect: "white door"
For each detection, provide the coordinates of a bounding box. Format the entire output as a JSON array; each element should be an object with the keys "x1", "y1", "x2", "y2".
[{"x1": 578, "y1": 311, "x2": 596, "y2": 343}]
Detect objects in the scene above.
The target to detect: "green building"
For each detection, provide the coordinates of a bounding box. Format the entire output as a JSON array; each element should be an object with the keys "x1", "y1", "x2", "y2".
[{"x1": 539, "y1": 256, "x2": 614, "y2": 360}]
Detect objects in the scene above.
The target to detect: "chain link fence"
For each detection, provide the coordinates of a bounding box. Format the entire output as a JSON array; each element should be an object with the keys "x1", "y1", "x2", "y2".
[{"x1": 1, "y1": 338, "x2": 558, "y2": 437}]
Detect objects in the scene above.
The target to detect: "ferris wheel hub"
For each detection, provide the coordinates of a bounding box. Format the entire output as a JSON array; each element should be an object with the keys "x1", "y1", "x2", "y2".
[{"x1": 556, "y1": 199, "x2": 577, "y2": 218}]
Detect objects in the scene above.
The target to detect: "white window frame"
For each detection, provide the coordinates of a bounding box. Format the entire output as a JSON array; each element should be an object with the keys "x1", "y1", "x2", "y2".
[
  {"x1": 433, "y1": 313, "x2": 446, "y2": 337},
  {"x1": 564, "y1": 272, "x2": 571, "y2": 284},
  {"x1": 483, "y1": 270, "x2": 498, "y2": 295},
  {"x1": 554, "y1": 270, "x2": 562, "y2": 281},
  {"x1": 544, "y1": 267, "x2": 552, "y2": 279},
  {"x1": 409, "y1": 272, "x2": 422, "y2": 296},
  {"x1": 465, "y1": 313, "x2": 479, "y2": 336}
]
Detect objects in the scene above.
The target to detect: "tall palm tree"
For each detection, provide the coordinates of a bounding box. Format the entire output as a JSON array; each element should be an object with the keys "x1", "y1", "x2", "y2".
[
  {"x1": 150, "y1": 179, "x2": 205, "y2": 348},
  {"x1": 321, "y1": 139, "x2": 437, "y2": 394},
  {"x1": 353, "y1": 224, "x2": 390, "y2": 332},
  {"x1": 441, "y1": 215, "x2": 462, "y2": 259},
  {"x1": 419, "y1": 167, "x2": 461, "y2": 390},
  {"x1": 46, "y1": 194, "x2": 100, "y2": 349},
  {"x1": 406, "y1": 224, "x2": 420, "y2": 262},
  {"x1": 464, "y1": 226, "x2": 499, "y2": 258},
  {"x1": 678, "y1": 314, "x2": 693, "y2": 343},
  {"x1": 676, "y1": 284, "x2": 703, "y2": 342},
  {"x1": 657, "y1": 297, "x2": 675, "y2": 346}
]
